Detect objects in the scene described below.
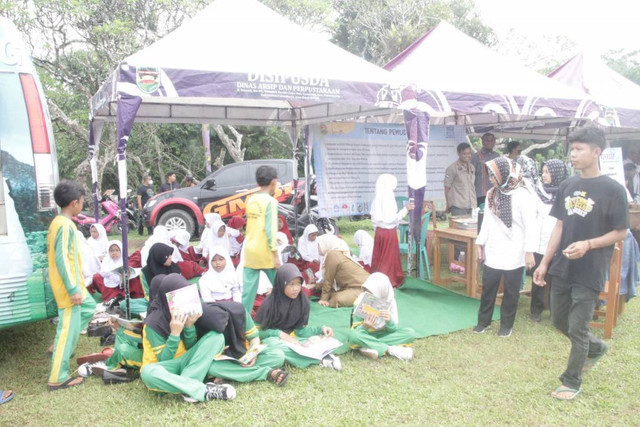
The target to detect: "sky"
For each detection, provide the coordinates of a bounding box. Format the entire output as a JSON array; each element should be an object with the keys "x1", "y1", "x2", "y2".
[{"x1": 475, "y1": 0, "x2": 639, "y2": 66}]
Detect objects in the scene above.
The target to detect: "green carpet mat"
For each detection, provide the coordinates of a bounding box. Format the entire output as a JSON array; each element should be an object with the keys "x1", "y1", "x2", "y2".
[{"x1": 306, "y1": 277, "x2": 500, "y2": 348}]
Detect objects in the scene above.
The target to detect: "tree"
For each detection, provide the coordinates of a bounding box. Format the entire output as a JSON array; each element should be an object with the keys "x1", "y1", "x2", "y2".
[
  {"x1": 330, "y1": 0, "x2": 496, "y2": 66},
  {"x1": 603, "y1": 49, "x2": 640, "y2": 85}
]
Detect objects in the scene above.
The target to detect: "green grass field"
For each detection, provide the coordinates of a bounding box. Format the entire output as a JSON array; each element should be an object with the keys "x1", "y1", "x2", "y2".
[{"x1": 1, "y1": 219, "x2": 639, "y2": 425}]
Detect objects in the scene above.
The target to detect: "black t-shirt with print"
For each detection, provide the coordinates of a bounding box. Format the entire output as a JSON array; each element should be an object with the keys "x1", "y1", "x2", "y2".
[
  {"x1": 548, "y1": 175, "x2": 629, "y2": 291},
  {"x1": 136, "y1": 185, "x2": 154, "y2": 206}
]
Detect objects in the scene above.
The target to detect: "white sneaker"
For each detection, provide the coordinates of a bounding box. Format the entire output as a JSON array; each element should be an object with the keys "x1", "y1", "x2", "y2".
[
  {"x1": 387, "y1": 346, "x2": 413, "y2": 361},
  {"x1": 205, "y1": 382, "x2": 236, "y2": 401},
  {"x1": 320, "y1": 354, "x2": 342, "y2": 371},
  {"x1": 358, "y1": 348, "x2": 379, "y2": 360},
  {"x1": 78, "y1": 361, "x2": 108, "y2": 378}
]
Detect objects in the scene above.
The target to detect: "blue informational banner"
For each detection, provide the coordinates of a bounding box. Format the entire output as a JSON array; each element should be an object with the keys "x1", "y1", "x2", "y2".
[{"x1": 312, "y1": 122, "x2": 466, "y2": 218}]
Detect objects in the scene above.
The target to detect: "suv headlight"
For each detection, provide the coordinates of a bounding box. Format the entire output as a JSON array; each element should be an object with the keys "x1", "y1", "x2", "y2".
[{"x1": 145, "y1": 199, "x2": 157, "y2": 209}]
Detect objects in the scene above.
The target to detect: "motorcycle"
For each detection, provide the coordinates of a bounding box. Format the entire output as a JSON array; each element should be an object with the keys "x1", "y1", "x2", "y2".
[
  {"x1": 279, "y1": 203, "x2": 338, "y2": 238},
  {"x1": 73, "y1": 189, "x2": 137, "y2": 237}
]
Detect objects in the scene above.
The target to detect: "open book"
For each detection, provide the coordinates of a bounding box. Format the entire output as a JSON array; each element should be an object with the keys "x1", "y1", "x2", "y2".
[
  {"x1": 353, "y1": 292, "x2": 391, "y2": 330},
  {"x1": 284, "y1": 336, "x2": 342, "y2": 360},
  {"x1": 213, "y1": 343, "x2": 267, "y2": 365},
  {"x1": 108, "y1": 313, "x2": 143, "y2": 333},
  {"x1": 166, "y1": 284, "x2": 203, "y2": 317}
]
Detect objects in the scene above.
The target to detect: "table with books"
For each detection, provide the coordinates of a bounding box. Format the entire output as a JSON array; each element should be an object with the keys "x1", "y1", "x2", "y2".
[{"x1": 432, "y1": 217, "x2": 479, "y2": 298}]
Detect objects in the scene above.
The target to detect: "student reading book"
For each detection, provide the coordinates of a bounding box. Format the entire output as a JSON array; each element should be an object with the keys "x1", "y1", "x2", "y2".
[
  {"x1": 347, "y1": 273, "x2": 416, "y2": 361},
  {"x1": 255, "y1": 264, "x2": 342, "y2": 371}
]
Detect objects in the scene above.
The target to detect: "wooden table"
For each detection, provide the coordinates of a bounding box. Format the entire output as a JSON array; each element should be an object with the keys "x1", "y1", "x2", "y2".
[{"x1": 433, "y1": 227, "x2": 479, "y2": 298}]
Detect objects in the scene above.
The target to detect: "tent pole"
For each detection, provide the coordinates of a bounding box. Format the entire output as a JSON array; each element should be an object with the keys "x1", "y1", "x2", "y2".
[{"x1": 304, "y1": 126, "x2": 311, "y2": 215}]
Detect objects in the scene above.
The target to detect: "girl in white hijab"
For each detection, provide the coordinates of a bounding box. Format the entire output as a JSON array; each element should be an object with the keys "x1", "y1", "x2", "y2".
[
  {"x1": 347, "y1": 273, "x2": 416, "y2": 361},
  {"x1": 353, "y1": 230, "x2": 374, "y2": 268},
  {"x1": 196, "y1": 213, "x2": 221, "y2": 257},
  {"x1": 141, "y1": 225, "x2": 175, "y2": 267},
  {"x1": 81, "y1": 224, "x2": 109, "y2": 286},
  {"x1": 209, "y1": 220, "x2": 231, "y2": 255},
  {"x1": 298, "y1": 224, "x2": 320, "y2": 263},
  {"x1": 198, "y1": 245, "x2": 241, "y2": 303},
  {"x1": 370, "y1": 174, "x2": 412, "y2": 288},
  {"x1": 88, "y1": 240, "x2": 126, "y2": 303}
]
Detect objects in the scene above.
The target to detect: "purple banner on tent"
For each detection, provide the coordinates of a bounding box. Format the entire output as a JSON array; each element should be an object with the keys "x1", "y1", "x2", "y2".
[
  {"x1": 403, "y1": 109, "x2": 429, "y2": 240},
  {"x1": 116, "y1": 93, "x2": 142, "y2": 160},
  {"x1": 118, "y1": 66, "x2": 406, "y2": 108}
]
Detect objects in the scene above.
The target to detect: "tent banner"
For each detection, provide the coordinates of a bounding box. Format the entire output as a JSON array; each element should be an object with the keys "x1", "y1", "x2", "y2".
[
  {"x1": 312, "y1": 123, "x2": 466, "y2": 218},
  {"x1": 600, "y1": 147, "x2": 625, "y2": 187}
]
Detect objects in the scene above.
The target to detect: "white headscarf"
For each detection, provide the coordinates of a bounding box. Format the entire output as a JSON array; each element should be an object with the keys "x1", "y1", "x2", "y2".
[
  {"x1": 362, "y1": 272, "x2": 398, "y2": 324},
  {"x1": 276, "y1": 231, "x2": 289, "y2": 263},
  {"x1": 298, "y1": 224, "x2": 320, "y2": 262},
  {"x1": 169, "y1": 229, "x2": 191, "y2": 252},
  {"x1": 197, "y1": 213, "x2": 220, "y2": 256},
  {"x1": 205, "y1": 213, "x2": 222, "y2": 227},
  {"x1": 198, "y1": 245, "x2": 240, "y2": 302},
  {"x1": 209, "y1": 220, "x2": 231, "y2": 253},
  {"x1": 141, "y1": 225, "x2": 179, "y2": 267},
  {"x1": 86, "y1": 223, "x2": 108, "y2": 258},
  {"x1": 370, "y1": 174, "x2": 400, "y2": 227},
  {"x1": 354, "y1": 230, "x2": 374, "y2": 266},
  {"x1": 100, "y1": 240, "x2": 123, "y2": 289}
]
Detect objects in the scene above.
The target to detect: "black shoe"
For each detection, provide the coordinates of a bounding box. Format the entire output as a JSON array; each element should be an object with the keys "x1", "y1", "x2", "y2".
[
  {"x1": 498, "y1": 327, "x2": 513, "y2": 338},
  {"x1": 88, "y1": 324, "x2": 113, "y2": 337},
  {"x1": 473, "y1": 324, "x2": 490, "y2": 334},
  {"x1": 100, "y1": 333, "x2": 116, "y2": 346},
  {"x1": 204, "y1": 382, "x2": 236, "y2": 401},
  {"x1": 102, "y1": 369, "x2": 132, "y2": 385},
  {"x1": 104, "y1": 295, "x2": 124, "y2": 309},
  {"x1": 530, "y1": 312, "x2": 542, "y2": 323}
]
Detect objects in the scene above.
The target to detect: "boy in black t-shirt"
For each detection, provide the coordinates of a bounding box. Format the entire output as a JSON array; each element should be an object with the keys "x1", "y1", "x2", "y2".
[{"x1": 533, "y1": 127, "x2": 628, "y2": 401}]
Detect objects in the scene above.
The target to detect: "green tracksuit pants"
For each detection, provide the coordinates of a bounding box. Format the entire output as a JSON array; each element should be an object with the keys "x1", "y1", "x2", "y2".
[
  {"x1": 119, "y1": 298, "x2": 148, "y2": 317},
  {"x1": 49, "y1": 295, "x2": 96, "y2": 384},
  {"x1": 207, "y1": 344, "x2": 285, "y2": 382},
  {"x1": 105, "y1": 328, "x2": 143, "y2": 370},
  {"x1": 347, "y1": 327, "x2": 416, "y2": 357},
  {"x1": 140, "y1": 332, "x2": 224, "y2": 402},
  {"x1": 242, "y1": 267, "x2": 275, "y2": 312},
  {"x1": 263, "y1": 337, "x2": 322, "y2": 369}
]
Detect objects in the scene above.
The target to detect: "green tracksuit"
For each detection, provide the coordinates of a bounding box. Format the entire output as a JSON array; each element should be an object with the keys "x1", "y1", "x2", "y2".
[
  {"x1": 347, "y1": 315, "x2": 416, "y2": 357},
  {"x1": 207, "y1": 311, "x2": 284, "y2": 382},
  {"x1": 47, "y1": 215, "x2": 97, "y2": 384},
  {"x1": 141, "y1": 326, "x2": 224, "y2": 402},
  {"x1": 105, "y1": 327, "x2": 143, "y2": 370},
  {"x1": 258, "y1": 325, "x2": 327, "y2": 369}
]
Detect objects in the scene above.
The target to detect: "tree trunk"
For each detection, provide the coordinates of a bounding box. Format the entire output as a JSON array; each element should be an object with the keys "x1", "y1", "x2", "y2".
[{"x1": 213, "y1": 125, "x2": 245, "y2": 163}]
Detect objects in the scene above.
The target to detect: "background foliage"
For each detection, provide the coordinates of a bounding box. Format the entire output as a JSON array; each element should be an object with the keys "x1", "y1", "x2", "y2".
[{"x1": 1, "y1": 0, "x2": 638, "y2": 196}]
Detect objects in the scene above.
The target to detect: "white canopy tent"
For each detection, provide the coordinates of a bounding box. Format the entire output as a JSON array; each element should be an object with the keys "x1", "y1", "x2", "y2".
[
  {"x1": 384, "y1": 21, "x2": 599, "y2": 140},
  {"x1": 549, "y1": 52, "x2": 640, "y2": 139}
]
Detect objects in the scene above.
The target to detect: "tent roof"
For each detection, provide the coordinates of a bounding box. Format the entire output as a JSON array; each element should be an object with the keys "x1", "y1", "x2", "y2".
[
  {"x1": 89, "y1": 0, "x2": 402, "y2": 126},
  {"x1": 384, "y1": 22, "x2": 599, "y2": 139},
  {"x1": 548, "y1": 52, "x2": 640, "y2": 130}
]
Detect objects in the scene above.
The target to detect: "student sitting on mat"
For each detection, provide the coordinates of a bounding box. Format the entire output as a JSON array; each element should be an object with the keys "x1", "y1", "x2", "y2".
[
  {"x1": 80, "y1": 223, "x2": 108, "y2": 286},
  {"x1": 353, "y1": 230, "x2": 374, "y2": 272},
  {"x1": 195, "y1": 213, "x2": 221, "y2": 260},
  {"x1": 140, "y1": 274, "x2": 236, "y2": 402},
  {"x1": 347, "y1": 273, "x2": 416, "y2": 361},
  {"x1": 255, "y1": 264, "x2": 342, "y2": 371},
  {"x1": 204, "y1": 301, "x2": 289, "y2": 386},
  {"x1": 198, "y1": 246, "x2": 241, "y2": 303},
  {"x1": 88, "y1": 240, "x2": 143, "y2": 306},
  {"x1": 315, "y1": 234, "x2": 368, "y2": 308}
]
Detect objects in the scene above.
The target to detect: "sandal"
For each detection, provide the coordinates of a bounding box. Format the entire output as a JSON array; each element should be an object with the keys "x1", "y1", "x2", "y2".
[
  {"x1": 551, "y1": 385, "x2": 582, "y2": 401},
  {"x1": 267, "y1": 369, "x2": 289, "y2": 387},
  {"x1": 0, "y1": 390, "x2": 14, "y2": 404},
  {"x1": 77, "y1": 348, "x2": 114, "y2": 365},
  {"x1": 48, "y1": 376, "x2": 85, "y2": 392}
]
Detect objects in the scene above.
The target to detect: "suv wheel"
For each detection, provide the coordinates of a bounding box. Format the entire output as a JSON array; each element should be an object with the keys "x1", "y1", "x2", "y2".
[{"x1": 158, "y1": 209, "x2": 196, "y2": 235}]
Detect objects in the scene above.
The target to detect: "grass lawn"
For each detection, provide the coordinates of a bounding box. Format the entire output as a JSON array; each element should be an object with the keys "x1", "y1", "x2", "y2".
[{"x1": 1, "y1": 219, "x2": 639, "y2": 425}]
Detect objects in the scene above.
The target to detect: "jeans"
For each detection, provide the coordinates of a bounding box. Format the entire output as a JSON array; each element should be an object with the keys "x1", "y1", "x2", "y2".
[
  {"x1": 529, "y1": 253, "x2": 550, "y2": 315},
  {"x1": 550, "y1": 275, "x2": 607, "y2": 390},
  {"x1": 137, "y1": 217, "x2": 153, "y2": 236},
  {"x1": 477, "y1": 265, "x2": 523, "y2": 330}
]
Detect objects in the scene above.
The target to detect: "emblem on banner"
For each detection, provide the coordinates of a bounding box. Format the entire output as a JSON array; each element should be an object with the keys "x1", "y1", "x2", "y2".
[{"x1": 136, "y1": 67, "x2": 161, "y2": 93}]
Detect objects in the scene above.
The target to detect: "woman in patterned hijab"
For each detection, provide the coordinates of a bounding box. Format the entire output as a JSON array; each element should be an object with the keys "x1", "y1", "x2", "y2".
[
  {"x1": 539, "y1": 159, "x2": 569, "y2": 204},
  {"x1": 485, "y1": 157, "x2": 524, "y2": 229}
]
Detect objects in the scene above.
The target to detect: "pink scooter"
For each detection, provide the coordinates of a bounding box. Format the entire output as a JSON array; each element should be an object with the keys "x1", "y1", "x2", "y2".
[{"x1": 73, "y1": 189, "x2": 137, "y2": 237}]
